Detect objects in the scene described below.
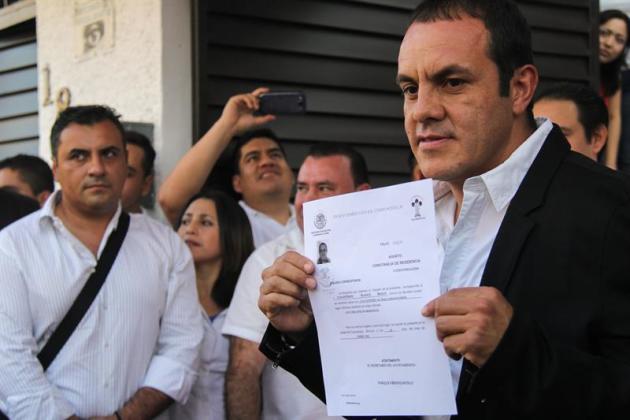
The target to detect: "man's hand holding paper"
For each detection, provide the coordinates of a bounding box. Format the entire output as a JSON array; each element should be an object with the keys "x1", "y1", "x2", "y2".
[{"x1": 259, "y1": 251, "x2": 316, "y2": 334}]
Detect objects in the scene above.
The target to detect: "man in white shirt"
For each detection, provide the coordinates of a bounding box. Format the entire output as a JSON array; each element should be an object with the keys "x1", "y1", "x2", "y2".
[
  {"x1": 158, "y1": 88, "x2": 296, "y2": 246},
  {"x1": 223, "y1": 143, "x2": 369, "y2": 419},
  {"x1": 0, "y1": 105, "x2": 204, "y2": 419},
  {"x1": 121, "y1": 130, "x2": 156, "y2": 214},
  {"x1": 533, "y1": 82, "x2": 608, "y2": 162},
  {"x1": 257, "y1": 1, "x2": 630, "y2": 419}
]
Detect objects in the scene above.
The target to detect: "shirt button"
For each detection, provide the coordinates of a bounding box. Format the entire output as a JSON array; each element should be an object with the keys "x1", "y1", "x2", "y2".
[
  {"x1": 480, "y1": 398, "x2": 487, "y2": 404},
  {"x1": 104, "y1": 342, "x2": 109, "y2": 349},
  {"x1": 104, "y1": 382, "x2": 109, "y2": 388}
]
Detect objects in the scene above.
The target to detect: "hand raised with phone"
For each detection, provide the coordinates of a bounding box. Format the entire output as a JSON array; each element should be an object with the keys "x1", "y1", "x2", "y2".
[{"x1": 218, "y1": 87, "x2": 277, "y2": 137}]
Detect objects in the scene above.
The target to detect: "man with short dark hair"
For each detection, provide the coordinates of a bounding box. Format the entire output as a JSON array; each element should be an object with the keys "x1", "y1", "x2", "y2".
[
  {"x1": 223, "y1": 143, "x2": 369, "y2": 420},
  {"x1": 0, "y1": 105, "x2": 203, "y2": 419},
  {"x1": 534, "y1": 83, "x2": 608, "y2": 161},
  {"x1": 121, "y1": 130, "x2": 156, "y2": 213},
  {"x1": 0, "y1": 154, "x2": 54, "y2": 206},
  {"x1": 257, "y1": 1, "x2": 630, "y2": 419},
  {"x1": 159, "y1": 88, "x2": 295, "y2": 247}
]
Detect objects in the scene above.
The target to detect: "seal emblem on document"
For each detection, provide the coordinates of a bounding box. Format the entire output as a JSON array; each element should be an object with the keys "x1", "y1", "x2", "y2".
[
  {"x1": 410, "y1": 195, "x2": 423, "y2": 219},
  {"x1": 314, "y1": 212, "x2": 327, "y2": 230}
]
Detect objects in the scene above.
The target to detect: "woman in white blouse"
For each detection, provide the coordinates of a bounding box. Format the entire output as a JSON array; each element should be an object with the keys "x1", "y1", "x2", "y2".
[{"x1": 170, "y1": 190, "x2": 254, "y2": 420}]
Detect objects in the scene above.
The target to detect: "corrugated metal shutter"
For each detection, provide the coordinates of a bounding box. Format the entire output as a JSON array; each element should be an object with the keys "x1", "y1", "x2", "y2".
[
  {"x1": 196, "y1": 0, "x2": 598, "y2": 187},
  {"x1": 0, "y1": 19, "x2": 38, "y2": 160}
]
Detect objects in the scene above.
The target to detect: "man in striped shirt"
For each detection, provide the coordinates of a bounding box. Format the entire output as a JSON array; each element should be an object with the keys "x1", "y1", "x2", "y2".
[{"x1": 0, "y1": 105, "x2": 204, "y2": 419}]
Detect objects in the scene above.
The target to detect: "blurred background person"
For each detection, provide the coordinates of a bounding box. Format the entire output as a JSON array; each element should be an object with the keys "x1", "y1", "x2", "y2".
[
  {"x1": 169, "y1": 189, "x2": 254, "y2": 420},
  {"x1": 158, "y1": 88, "x2": 295, "y2": 248},
  {"x1": 0, "y1": 154, "x2": 54, "y2": 206},
  {"x1": 0, "y1": 188, "x2": 39, "y2": 230},
  {"x1": 599, "y1": 9, "x2": 630, "y2": 169},
  {"x1": 534, "y1": 82, "x2": 608, "y2": 161},
  {"x1": 121, "y1": 130, "x2": 156, "y2": 214}
]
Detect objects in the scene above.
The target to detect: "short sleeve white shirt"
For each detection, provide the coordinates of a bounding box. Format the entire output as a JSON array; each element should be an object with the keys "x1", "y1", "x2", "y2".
[
  {"x1": 169, "y1": 309, "x2": 229, "y2": 420},
  {"x1": 223, "y1": 228, "x2": 342, "y2": 420},
  {"x1": 239, "y1": 200, "x2": 297, "y2": 248}
]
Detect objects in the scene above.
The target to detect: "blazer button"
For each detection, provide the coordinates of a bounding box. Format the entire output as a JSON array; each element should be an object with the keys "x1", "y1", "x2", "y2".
[{"x1": 480, "y1": 398, "x2": 487, "y2": 404}]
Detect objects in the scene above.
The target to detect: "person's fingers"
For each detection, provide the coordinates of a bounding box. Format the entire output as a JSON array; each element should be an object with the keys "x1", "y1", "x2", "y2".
[
  {"x1": 258, "y1": 292, "x2": 301, "y2": 317},
  {"x1": 434, "y1": 314, "x2": 468, "y2": 341},
  {"x1": 422, "y1": 294, "x2": 471, "y2": 317},
  {"x1": 252, "y1": 115, "x2": 276, "y2": 125},
  {"x1": 260, "y1": 273, "x2": 308, "y2": 300},
  {"x1": 262, "y1": 251, "x2": 316, "y2": 289},
  {"x1": 252, "y1": 87, "x2": 270, "y2": 97},
  {"x1": 442, "y1": 333, "x2": 467, "y2": 361},
  {"x1": 422, "y1": 297, "x2": 437, "y2": 317}
]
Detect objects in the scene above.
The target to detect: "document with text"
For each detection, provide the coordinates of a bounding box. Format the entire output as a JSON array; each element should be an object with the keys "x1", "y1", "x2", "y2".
[{"x1": 303, "y1": 180, "x2": 457, "y2": 417}]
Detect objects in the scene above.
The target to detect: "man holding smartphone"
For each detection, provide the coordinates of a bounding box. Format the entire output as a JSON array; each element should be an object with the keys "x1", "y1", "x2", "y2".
[{"x1": 158, "y1": 87, "x2": 296, "y2": 247}]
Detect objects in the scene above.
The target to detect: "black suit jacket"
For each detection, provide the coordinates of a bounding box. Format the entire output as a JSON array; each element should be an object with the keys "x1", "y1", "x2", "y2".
[{"x1": 260, "y1": 127, "x2": 630, "y2": 419}]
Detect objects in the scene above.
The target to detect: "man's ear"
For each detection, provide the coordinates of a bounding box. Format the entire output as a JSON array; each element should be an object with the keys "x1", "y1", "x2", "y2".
[
  {"x1": 510, "y1": 64, "x2": 539, "y2": 116},
  {"x1": 232, "y1": 174, "x2": 242, "y2": 194},
  {"x1": 51, "y1": 158, "x2": 58, "y2": 181},
  {"x1": 356, "y1": 183, "x2": 371, "y2": 192},
  {"x1": 590, "y1": 123, "x2": 608, "y2": 155},
  {"x1": 36, "y1": 191, "x2": 51, "y2": 207},
  {"x1": 141, "y1": 174, "x2": 154, "y2": 197}
]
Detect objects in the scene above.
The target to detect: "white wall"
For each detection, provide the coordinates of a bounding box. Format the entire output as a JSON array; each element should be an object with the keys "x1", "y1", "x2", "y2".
[
  {"x1": 601, "y1": 0, "x2": 630, "y2": 12},
  {"x1": 36, "y1": 0, "x2": 192, "y2": 214}
]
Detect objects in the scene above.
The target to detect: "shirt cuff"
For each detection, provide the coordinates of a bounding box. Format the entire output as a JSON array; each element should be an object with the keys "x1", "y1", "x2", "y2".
[
  {"x1": 5, "y1": 388, "x2": 75, "y2": 420},
  {"x1": 221, "y1": 324, "x2": 264, "y2": 344},
  {"x1": 142, "y1": 355, "x2": 199, "y2": 404}
]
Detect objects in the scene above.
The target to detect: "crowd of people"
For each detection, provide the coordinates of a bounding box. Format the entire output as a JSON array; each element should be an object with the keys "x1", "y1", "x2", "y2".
[{"x1": 1, "y1": 0, "x2": 630, "y2": 419}]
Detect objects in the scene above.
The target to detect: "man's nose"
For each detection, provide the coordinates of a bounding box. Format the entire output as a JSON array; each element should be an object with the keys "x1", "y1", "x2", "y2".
[
  {"x1": 410, "y1": 88, "x2": 445, "y2": 124},
  {"x1": 259, "y1": 154, "x2": 276, "y2": 167},
  {"x1": 88, "y1": 155, "x2": 106, "y2": 176}
]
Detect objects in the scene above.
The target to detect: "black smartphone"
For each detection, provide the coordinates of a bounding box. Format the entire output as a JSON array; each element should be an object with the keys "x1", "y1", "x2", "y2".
[{"x1": 257, "y1": 91, "x2": 307, "y2": 115}]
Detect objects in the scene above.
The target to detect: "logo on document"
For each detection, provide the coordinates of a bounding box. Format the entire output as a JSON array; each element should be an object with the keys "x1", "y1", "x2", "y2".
[
  {"x1": 314, "y1": 212, "x2": 327, "y2": 230},
  {"x1": 410, "y1": 195, "x2": 425, "y2": 220},
  {"x1": 317, "y1": 266, "x2": 333, "y2": 288}
]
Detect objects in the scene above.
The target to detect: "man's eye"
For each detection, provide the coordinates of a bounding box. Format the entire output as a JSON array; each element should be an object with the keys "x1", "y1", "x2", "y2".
[
  {"x1": 180, "y1": 219, "x2": 190, "y2": 226},
  {"x1": 401, "y1": 85, "x2": 418, "y2": 97},
  {"x1": 445, "y1": 78, "x2": 465, "y2": 88},
  {"x1": 296, "y1": 185, "x2": 307, "y2": 193},
  {"x1": 70, "y1": 152, "x2": 86, "y2": 161}
]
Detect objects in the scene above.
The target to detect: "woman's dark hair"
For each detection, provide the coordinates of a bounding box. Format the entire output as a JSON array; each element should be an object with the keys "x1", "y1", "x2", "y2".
[
  {"x1": 600, "y1": 10, "x2": 630, "y2": 97},
  {"x1": 178, "y1": 189, "x2": 254, "y2": 309}
]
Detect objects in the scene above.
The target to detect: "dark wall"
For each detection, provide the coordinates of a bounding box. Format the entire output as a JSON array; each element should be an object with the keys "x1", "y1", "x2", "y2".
[{"x1": 194, "y1": 0, "x2": 599, "y2": 188}]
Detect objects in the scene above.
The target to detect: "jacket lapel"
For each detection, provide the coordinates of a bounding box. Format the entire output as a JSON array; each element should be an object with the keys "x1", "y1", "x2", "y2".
[
  {"x1": 480, "y1": 126, "x2": 570, "y2": 293},
  {"x1": 455, "y1": 126, "x2": 571, "y2": 407}
]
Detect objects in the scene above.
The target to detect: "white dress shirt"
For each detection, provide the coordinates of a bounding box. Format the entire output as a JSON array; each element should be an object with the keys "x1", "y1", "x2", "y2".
[
  {"x1": 239, "y1": 200, "x2": 297, "y2": 248},
  {"x1": 427, "y1": 118, "x2": 552, "y2": 420},
  {"x1": 0, "y1": 191, "x2": 204, "y2": 419},
  {"x1": 169, "y1": 309, "x2": 229, "y2": 420},
  {"x1": 223, "y1": 228, "x2": 342, "y2": 420}
]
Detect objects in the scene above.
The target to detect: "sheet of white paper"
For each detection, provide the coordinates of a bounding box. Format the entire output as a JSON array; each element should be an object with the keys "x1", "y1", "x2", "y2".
[{"x1": 303, "y1": 180, "x2": 457, "y2": 417}]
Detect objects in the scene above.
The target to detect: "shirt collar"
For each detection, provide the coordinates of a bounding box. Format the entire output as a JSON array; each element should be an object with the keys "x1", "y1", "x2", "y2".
[
  {"x1": 239, "y1": 200, "x2": 295, "y2": 221},
  {"x1": 432, "y1": 118, "x2": 552, "y2": 212},
  {"x1": 38, "y1": 190, "x2": 124, "y2": 252},
  {"x1": 480, "y1": 117, "x2": 552, "y2": 211}
]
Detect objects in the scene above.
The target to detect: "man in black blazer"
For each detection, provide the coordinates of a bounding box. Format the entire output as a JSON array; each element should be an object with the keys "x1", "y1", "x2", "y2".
[{"x1": 256, "y1": 0, "x2": 630, "y2": 419}]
